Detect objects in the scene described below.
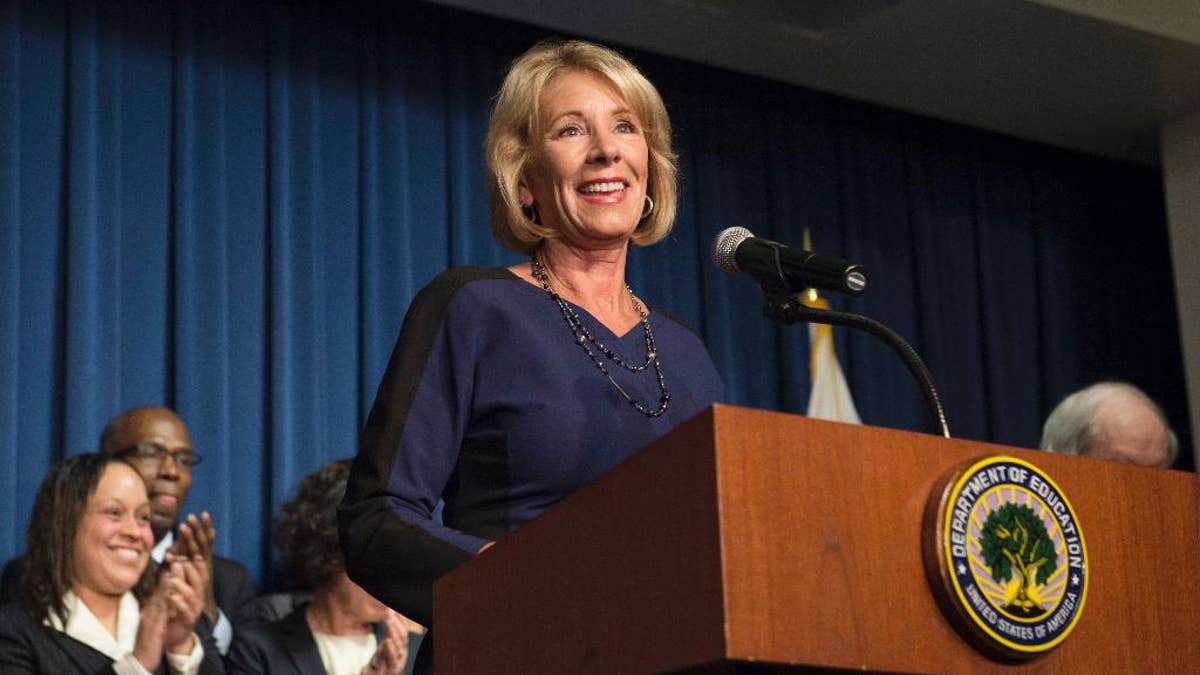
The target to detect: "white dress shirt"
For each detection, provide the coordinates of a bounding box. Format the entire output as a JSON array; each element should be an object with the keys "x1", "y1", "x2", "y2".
[{"x1": 46, "y1": 590, "x2": 204, "y2": 675}]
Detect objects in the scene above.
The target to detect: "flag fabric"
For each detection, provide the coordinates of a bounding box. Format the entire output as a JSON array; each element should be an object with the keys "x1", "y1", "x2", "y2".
[{"x1": 801, "y1": 290, "x2": 862, "y2": 424}]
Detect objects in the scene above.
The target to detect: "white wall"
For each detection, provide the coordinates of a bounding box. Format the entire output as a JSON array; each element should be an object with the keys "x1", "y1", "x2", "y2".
[{"x1": 1161, "y1": 113, "x2": 1200, "y2": 468}]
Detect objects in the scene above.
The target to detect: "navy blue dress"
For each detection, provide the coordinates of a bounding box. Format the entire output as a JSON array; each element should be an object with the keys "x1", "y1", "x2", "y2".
[{"x1": 338, "y1": 267, "x2": 724, "y2": 628}]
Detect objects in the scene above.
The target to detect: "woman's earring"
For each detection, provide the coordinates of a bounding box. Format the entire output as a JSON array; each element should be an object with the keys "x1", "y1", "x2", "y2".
[{"x1": 641, "y1": 195, "x2": 655, "y2": 219}]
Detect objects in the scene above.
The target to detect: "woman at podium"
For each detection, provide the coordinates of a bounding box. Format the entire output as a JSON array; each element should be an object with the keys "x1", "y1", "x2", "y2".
[{"x1": 338, "y1": 39, "x2": 723, "y2": 672}]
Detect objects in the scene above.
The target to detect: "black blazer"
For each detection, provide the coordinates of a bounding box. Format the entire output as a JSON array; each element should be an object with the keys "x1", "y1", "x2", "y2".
[
  {"x1": 0, "y1": 601, "x2": 226, "y2": 674},
  {"x1": 225, "y1": 603, "x2": 387, "y2": 675},
  {"x1": 1, "y1": 554, "x2": 259, "y2": 638},
  {"x1": 207, "y1": 556, "x2": 260, "y2": 634}
]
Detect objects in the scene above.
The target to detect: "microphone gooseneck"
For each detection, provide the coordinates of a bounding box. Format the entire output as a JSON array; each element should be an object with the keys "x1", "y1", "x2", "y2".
[{"x1": 764, "y1": 294, "x2": 950, "y2": 439}]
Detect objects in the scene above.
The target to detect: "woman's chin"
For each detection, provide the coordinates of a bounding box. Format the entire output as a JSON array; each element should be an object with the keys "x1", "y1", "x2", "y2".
[
  {"x1": 557, "y1": 225, "x2": 639, "y2": 250},
  {"x1": 76, "y1": 576, "x2": 139, "y2": 600}
]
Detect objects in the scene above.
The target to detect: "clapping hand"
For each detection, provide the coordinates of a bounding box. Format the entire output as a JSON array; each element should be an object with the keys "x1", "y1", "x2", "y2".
[
  {"x1": 133, "y1": 554, "x2": 207, "y2": 669},
  {"x1": 171, "y1": 511, "x2": 218, "y2": 623},
  {"x1": 161, "y1": 553, "x2": 207, "y2": 653},
  {"x1": 361, "y1": 610, "x2": 409, "y2": 675}
]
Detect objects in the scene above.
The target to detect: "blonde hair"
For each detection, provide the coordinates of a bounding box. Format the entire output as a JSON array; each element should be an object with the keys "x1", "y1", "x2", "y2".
[{"x1": 485, "y1": 40, "x2": 678, "y2": 255}]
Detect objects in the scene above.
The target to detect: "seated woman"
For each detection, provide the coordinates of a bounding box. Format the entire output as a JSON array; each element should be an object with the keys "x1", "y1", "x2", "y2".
[
  {"x1": 0, "y1": 453, "x2": 222, "y2": 674},
  {"x1": 227, "y1": 460, "x2": 413, "y2": 675}
]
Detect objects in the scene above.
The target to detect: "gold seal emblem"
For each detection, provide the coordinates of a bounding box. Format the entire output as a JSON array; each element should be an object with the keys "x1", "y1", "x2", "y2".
[{"x1": 923, "y1": 455, "x2": 1088, "y2": 659}]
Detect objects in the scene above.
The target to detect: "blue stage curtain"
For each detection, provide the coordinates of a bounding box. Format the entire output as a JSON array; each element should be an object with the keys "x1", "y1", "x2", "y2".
[{"x1": 1, "y1": 0, "x2": 1189, "y2": 585}]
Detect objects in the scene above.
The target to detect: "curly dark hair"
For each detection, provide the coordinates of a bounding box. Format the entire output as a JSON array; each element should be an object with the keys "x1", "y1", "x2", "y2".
[
  {"x1": 275, "y1": 459, "x2": 353, "y2": 589},
  {"x1": 21, "y1": 453, "x2": 155, "y2": 624}
]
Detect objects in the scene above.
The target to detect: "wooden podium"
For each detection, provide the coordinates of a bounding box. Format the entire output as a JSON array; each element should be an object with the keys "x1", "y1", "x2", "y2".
[{"x1": 433, "y1": 405, "x2": 1199, "y2": 673}]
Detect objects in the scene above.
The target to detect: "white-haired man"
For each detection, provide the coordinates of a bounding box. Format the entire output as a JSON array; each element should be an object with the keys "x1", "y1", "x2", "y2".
[{"x1": 1040, "y1": 381, "x2": 1178, "y2": 468}]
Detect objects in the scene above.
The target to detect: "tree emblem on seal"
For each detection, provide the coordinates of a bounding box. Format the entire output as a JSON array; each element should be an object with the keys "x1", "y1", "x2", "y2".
[{"x1": 979, "y1": 503, "x2": 1058, "y2": 618}]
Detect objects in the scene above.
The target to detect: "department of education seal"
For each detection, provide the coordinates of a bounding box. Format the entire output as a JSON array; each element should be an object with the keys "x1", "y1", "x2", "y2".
[{"x1": 923, "y1": 455, "x2": 1088, "y2": 660}]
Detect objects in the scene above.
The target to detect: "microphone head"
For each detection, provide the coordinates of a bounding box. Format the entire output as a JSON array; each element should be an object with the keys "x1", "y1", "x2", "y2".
[{"x1": 711, "y1": 226, "x2": 754, "y2": 275}]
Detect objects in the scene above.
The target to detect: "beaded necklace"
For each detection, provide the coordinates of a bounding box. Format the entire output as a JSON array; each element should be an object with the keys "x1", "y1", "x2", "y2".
[{"x1": 530, "y1": 256, "x2": 670, "y2": 418}]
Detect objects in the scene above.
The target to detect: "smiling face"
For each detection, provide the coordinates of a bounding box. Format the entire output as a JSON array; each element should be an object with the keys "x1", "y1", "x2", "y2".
[
  {"x1": 71, "y1": 463, "x2": 154, "y2": 602},
  {"x1": 520, "y1": 69, "x2": 649, "y2": 250},
  {"x1": 103, "y1": 409, "x2": 194, "y2": 541}
]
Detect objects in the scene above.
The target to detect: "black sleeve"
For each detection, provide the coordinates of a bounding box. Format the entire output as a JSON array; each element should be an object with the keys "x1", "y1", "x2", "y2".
[
  {"x1": 196, "y1": 629, "x2": 229, "y2": 675},
  {"x1": 0, "y1": 604, "x2": 113, "y2": 674},
  {"x1": 0, "y1": 606, "x2": 38, "y2": 674},
  {"x1": 191, "y1": 611, "x2": 229, "y2": 674},
  {"x1": 0, "y1": 556, "x2": 23, "y2": 606},
  {"x1": 212, "y1": 557, "x2": 260, "y2": 630},
  {"x1": 339, "y1": 267, "x2": 510, "y2": 628},
  {"x1": 223, "y1": 628, "x2": 269, "y2": 675}
]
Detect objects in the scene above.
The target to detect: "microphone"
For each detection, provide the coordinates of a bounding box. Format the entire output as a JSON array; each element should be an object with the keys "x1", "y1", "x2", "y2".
[{"x1": 711, "y1": 227, "x2": 868, "y2": 296}]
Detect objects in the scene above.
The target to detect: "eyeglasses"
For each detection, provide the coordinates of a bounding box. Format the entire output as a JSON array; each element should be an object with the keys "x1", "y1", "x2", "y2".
[{"x1": 116, "y1": 442, "x2": 203, "y2": 469}]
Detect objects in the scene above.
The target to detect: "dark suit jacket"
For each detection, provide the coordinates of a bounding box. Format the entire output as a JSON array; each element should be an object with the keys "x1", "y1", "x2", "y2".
[
  {"x1": 225, "y1": 603, "x2": 387, "y2": 675},
  {"x1": 1, "y1": 554, "x2": 259, "y2": 641},
  {"x1": 207, "y1": 556, "x2": 260, "y2": 635},
  {"x1": 0, "y1": 601, "x2": 226, "y2": 673}
]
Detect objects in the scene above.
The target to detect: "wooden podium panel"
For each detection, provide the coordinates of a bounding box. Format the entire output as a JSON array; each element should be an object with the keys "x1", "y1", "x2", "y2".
[{"x1": 434, "y1": 404, "x2": 1199, "y2": 673}]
